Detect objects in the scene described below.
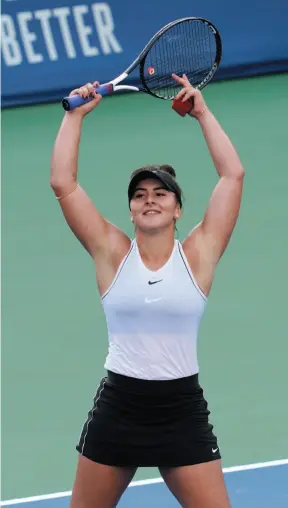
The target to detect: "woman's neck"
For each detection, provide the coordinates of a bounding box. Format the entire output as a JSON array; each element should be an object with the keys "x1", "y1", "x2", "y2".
[{"x1": 135, "y1": 228, "x2": 176, "y2": 271}]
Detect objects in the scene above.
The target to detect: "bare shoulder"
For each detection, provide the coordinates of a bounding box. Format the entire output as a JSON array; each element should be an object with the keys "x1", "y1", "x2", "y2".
[
  {"x1": 106, "y1": 221, "x2": 132, "y2": 265},
  {"x1": 93, "y1": 221, "x2": 132, "y2": 297},
  {"x1": 182, "y1": 223, "x2": 216, "y2": 297},
  {"x1": 182, "y1": 223, "x2": 204, "y2": 276}
]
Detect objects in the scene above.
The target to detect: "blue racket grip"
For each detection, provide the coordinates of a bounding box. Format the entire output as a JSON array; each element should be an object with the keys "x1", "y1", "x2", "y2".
[{"x1": 62, "y1": 83, "x2": 113, "y2": 111}]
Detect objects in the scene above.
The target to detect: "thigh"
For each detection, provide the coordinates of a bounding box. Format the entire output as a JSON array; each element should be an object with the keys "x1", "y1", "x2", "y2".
[
  {"x1": 70, "y1": 454, "x2": 137, "y2": 508},
  {"x1": 159, "y1": 460, "x2": 231, "y2": 508}
]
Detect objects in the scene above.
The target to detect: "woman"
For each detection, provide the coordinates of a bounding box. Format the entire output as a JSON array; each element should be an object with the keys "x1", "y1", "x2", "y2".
[{"x1": 50, "y1": 74, "x2": 244, "y2": 508}]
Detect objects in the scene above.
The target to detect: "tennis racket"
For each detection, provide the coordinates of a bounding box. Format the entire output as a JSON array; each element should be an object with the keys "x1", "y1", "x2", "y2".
[{"x1": 62, "y1": 17, "x2": 222, "y2": 113}]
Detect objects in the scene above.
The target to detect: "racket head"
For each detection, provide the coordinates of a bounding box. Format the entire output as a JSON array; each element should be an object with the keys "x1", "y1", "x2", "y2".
[{"x1": 138, "y1": 17, "x2": 222, "y2": 100}]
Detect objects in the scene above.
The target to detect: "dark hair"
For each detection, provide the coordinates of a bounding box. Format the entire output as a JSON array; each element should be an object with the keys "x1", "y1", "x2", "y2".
[
  {"x1": 130, "y1": 164, "x2": 176, "y2": 179},
  {"x1": 156, "y1": 164, "x2": 177, "y2": 178},
  {"x1": 129, "y1": 164, "x2": 184, "y2": 208}
]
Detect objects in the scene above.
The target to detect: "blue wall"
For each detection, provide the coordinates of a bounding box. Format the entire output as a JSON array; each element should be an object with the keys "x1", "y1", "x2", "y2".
[{"x1": 2, "y1": 0, "x2": 288, "y2": 107}]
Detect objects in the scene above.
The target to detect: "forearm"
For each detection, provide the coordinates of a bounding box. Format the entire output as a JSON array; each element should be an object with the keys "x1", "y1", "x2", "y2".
[
  {"x1": 198, "y1": 109, "x2": 245, "y2": 179},
  {"x1": 50, "y1": 113, "x2": 82, "y2": 193}
]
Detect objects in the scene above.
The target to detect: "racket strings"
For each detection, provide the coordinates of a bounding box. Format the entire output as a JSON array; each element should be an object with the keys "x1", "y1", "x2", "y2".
[{"x1": 143, "y1": 20, "x2": 217, "y2": 99}]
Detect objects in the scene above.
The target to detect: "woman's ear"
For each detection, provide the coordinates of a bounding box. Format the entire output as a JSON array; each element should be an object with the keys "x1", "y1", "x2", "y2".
[{"x1": 174, "y1": 206, "x2": 181, "y2": 221}]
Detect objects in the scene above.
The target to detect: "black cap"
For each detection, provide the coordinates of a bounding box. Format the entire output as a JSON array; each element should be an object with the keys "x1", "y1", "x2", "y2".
[{"x1": 128, "y1": 166, "x2": 182, "y2": 208}]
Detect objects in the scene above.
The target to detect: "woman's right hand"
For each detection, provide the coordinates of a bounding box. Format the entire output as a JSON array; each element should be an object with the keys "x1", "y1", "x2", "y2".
[{"x1": 68, "y1": 81, "x2": 102, "y2": 117}]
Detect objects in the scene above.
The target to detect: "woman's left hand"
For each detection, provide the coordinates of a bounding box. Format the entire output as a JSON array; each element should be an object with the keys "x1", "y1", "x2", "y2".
[{"x1": 172, "y1": 73, "x2": 207, "y2": 120}]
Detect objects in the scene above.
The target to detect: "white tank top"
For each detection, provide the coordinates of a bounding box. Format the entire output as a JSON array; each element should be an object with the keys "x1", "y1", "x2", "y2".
[{"x1": 101, "y1": 239, "x2": 207, "y2": 380}]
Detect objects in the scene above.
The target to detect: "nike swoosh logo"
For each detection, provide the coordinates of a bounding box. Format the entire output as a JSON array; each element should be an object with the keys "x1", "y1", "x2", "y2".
[
  {"x1": 148, "y1": 279, "x2": 163, "y2": 285},
  {"x1": 212, "y1": 448, "x2": 219, "y2": 454}
]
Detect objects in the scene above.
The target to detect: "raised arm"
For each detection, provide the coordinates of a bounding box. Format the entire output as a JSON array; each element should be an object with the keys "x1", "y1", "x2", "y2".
[
  {"x1": 195, "y1": 108, "x2": 244, "y2": 261},
  {"x1": 173, "y1": 74, "x2": 245, "y2": 268},
  {"x1": 50, "y1": 82, "x2": 129, "y2": 260}
]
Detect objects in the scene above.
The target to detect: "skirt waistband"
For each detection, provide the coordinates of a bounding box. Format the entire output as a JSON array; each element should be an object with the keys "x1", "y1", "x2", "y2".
[{"x1": 106, "y1": 370, "x2": 200, "y2": 395}]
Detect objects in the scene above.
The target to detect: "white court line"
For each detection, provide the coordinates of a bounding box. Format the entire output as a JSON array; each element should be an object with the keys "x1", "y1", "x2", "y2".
[{"x1": 1, "y1": 458, "x2": 288, "y2": 506}]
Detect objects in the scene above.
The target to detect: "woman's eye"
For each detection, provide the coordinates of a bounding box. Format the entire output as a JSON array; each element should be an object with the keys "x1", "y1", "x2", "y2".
[
  {"x1": 135, "y1": 194, "x2": 144, "y2": 199},
  {"x1": 156, "y1": 192, "x2": 166, "y2": 197}
]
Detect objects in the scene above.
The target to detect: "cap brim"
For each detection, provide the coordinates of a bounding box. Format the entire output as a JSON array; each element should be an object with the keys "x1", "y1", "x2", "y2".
[{"x1": 128, "y1": 169, "x2": 175, "y2": 201}]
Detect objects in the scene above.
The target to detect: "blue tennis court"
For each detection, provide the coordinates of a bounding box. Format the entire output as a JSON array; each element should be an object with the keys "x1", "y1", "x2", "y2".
[{"x1": 2, "y1": 460, "x2": 288, "y2": 508}]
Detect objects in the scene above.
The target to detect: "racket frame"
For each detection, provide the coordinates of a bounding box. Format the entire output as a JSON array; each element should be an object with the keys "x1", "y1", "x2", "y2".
[
  {"x1": 138, "y1": 17, "x2": 222, "y2": 99},
  {"x1": 112, "y1": 17, "x2": 222, "y2": 98},
  {"x1": 62, "y1": 17, "x2": 222, "y2": 110}
]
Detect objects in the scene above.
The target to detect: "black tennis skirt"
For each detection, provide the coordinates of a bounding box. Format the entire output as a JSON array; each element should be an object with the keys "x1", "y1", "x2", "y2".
[{"x1": 76, "y1": 370, "x2": 221, "y2": 468}]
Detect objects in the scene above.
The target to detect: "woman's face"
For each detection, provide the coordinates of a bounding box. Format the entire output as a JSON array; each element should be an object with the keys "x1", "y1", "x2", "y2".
[{"x1": 130, "y1": 178, "x2": 181, "y2": 233}]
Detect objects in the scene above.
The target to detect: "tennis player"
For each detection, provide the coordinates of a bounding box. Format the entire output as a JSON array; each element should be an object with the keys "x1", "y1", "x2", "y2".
[{"x1": 50, "y1": 74, "x2": 244, "y2": 508}]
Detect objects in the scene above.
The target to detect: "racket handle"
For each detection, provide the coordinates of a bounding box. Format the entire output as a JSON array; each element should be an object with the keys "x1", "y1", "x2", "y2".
[
  {"x1": 172, "y1": 99, "x2": 193, "y2": 117},
  {"x1": 62, "y1": 84, "x2": 113, "y2": 111}
]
